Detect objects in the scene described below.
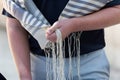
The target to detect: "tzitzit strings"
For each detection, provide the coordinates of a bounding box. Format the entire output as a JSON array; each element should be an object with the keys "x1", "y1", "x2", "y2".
[{"x1": 3, "y1": 0, "x2": 113, "y2": 80}]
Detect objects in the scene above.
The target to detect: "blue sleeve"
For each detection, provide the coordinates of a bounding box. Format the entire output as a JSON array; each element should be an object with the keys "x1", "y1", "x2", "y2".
[
  {"x1": 104, "y1": 0, "x2": 120, "y2": 8},
  {"x1": 2, "y1": 9, "x2": 15, "y2": 18}
]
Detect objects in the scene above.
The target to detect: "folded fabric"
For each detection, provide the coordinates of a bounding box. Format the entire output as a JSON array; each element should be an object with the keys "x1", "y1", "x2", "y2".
[{"x1": 3, "y1": 0, "x2": 112, "y2": 39}]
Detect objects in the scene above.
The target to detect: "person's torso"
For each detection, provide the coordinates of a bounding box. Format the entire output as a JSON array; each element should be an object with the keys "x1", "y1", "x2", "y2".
[{"x1": 29, "y1": 0, "x2": 108, "y2": 56}]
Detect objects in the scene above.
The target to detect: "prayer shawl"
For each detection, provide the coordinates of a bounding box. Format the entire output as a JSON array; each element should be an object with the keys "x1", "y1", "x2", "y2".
[{"x1": 3, "y1": 0, "x2": 113, "y2": 80}]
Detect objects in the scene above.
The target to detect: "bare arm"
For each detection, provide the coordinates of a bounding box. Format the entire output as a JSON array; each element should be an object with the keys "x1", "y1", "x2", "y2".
[
  {"x1": 6, "y1": 18, "x2": 32, "y2": 80},
  {"x1": 71, "y1": 5, "x2": 120, "y2": 32},
  {"x1": 46, "y1": 5, "x2": 120, "y2": 42}
]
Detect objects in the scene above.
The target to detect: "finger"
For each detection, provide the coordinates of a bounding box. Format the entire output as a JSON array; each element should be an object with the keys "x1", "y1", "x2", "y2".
[
  {"x1": 47, "y1": 21, "x2": 60, "y2": 35},
  {"x1": 46, "y1": 33, "x2": 57, "y2": 42}
]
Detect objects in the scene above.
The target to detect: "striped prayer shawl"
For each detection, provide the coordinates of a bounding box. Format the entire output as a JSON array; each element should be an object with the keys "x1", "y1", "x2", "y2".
[
  {"x1": 3, "y1": 0, "x2": 113, "y2": 42},
  {"x1": 3, "y1": 0, "x2": 113, "y2": 80}
]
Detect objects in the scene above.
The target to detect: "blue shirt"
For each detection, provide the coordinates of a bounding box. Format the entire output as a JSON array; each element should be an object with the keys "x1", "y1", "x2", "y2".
[{"x1": 2, "y1": 0, "x2": 120, "y2": 57}]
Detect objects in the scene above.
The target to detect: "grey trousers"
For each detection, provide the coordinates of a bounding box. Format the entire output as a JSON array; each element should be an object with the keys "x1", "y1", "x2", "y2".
[{"x1": 30, "y1": 49, "x2": 110, "y2": 80}]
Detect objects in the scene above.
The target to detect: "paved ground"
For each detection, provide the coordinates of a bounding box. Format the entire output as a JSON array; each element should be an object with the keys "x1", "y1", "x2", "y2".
[{"x1": 105, "y1": 25, "x2": 120, "y2": 80}]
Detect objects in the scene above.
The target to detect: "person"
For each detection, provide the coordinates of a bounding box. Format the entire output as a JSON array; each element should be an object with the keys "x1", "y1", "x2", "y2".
[{"x1": 2, "y1": 0, "x2": 120, "y2": 80}]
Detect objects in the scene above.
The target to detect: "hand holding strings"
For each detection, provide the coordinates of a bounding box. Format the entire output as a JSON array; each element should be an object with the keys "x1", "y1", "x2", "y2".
[{"x1": 46, "y1": 18, "x2": 77, "y2": 42}]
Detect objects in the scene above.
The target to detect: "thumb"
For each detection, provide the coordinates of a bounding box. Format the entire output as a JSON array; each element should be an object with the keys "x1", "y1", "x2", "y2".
[{"x1": 46, "y1": 21, "x2": 60, "y2": 35}]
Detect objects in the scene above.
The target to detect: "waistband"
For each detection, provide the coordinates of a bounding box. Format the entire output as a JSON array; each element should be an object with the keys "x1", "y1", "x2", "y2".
[{"x1": 31, "y1": 48, "x2": 104, "y2": 58}]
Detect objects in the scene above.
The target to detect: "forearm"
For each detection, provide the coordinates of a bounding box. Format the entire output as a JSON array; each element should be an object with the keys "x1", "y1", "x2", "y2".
[
  {"x1": 6, "y1": 18, "x2": 32, "y2": 80},
  {"x1": 71, "y1": 5, "x2": 120, "y2": 32}
]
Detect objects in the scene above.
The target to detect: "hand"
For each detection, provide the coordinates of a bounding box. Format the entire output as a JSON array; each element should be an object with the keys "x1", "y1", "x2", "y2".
[{"x1": 46, "y1": 18, "x2": 77, "y2": 42}]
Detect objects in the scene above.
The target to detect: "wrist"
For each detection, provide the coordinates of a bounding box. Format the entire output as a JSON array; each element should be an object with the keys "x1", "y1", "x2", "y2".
[
  {"x1": 70, "y1": 17, "x2": 83, "y2": 33},
  {"x1": 18, "y1": 70, "x2": 32, "y2": 80},
  {"x1": 19, "y1": 74, "x2": 32, "y2": 80},
  {"x1": 20, "y1": 77, "x2": 32, "y2": 80}
]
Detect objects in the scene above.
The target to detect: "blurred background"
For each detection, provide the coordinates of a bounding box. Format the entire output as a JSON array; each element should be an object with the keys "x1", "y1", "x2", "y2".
[{"x1": 0, "y1": 1, "x2": 120, "y2": 80}]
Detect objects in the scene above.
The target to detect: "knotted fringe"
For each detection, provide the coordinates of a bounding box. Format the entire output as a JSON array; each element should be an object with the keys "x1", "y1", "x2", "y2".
[{"x1": 3, "y1": 0, "x2": 112, "y2": 80}]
